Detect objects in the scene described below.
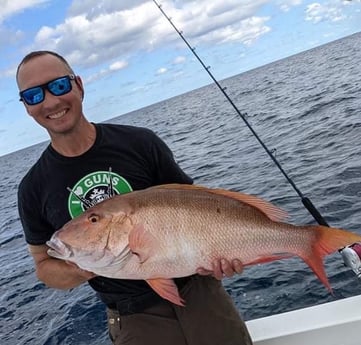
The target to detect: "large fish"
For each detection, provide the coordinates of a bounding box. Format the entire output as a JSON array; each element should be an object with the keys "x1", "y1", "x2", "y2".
[{"x1": 47, "y1": 184, "x2": 361, "y2": 306}]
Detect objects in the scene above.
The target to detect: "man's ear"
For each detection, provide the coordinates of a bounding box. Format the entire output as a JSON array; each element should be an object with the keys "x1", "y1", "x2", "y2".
[{"x1": 74, "y1": 75, "x2": 84, "y2": 101}]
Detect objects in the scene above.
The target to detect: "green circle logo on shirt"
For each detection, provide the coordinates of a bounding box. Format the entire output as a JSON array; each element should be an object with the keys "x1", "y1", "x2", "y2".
[{"x1": 68, "y1": 170, "x2": 132, "y2": 218}]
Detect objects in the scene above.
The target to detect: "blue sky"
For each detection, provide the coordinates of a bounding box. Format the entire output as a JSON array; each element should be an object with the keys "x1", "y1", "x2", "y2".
[{"x1": 0, "y1": 0, "x2": 360, "y2": 156}]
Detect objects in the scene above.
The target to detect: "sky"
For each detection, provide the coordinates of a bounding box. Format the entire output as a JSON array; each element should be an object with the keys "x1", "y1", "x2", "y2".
[{"x1": 0, "y1": 0, "x2": 360, "y2": 156}]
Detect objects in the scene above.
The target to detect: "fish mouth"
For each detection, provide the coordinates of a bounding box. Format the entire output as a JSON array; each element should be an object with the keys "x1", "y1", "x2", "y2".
[{"x1": 46, "y1": 237, "x2": 73, "y2": 259}]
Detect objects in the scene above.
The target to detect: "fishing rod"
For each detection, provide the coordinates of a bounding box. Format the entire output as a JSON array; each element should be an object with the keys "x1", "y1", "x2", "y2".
[{"x1": 153, "y1": 0, "x2": 329, "y2": 227}]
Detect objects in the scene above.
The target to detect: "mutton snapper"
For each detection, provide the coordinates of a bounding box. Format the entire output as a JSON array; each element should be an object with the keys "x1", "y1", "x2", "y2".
[{"x1": 47, "y1": 184, "x2": 361, "y2": 306}]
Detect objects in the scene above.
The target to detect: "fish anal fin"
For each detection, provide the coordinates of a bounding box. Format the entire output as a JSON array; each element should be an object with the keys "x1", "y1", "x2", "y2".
[
  {"x1": 128, "y1": 224, "x2": 158, "y2": 263},
  {"x1": 146, "y1": 278, "x2": 185, "y2": 306},
  {"x1": 149, "y1": 183, "x2": 288, "y2": 222},
  {"x1": 246, "y1": 253, "x2": 295, "y2": 266}
]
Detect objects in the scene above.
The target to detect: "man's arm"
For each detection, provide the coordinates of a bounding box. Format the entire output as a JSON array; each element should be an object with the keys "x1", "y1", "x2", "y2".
[{"x1": 29, "y1": 244, "x2": 95, "y2": 289}]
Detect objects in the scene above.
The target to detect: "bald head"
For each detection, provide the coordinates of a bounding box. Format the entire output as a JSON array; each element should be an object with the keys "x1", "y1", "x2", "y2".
[{"x1": 16, "y1": 51, "x2": 74, "y2": 86}]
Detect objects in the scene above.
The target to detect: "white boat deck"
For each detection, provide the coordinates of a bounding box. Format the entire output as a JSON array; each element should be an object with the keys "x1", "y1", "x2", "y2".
[{"x1": 246, "y1": 294, "x2": 361, "y2": 345}]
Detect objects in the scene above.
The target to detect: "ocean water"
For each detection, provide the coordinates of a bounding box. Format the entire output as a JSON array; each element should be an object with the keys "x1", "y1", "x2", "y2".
[{"x1": 1, "y1": 32, "x2": 361, "y2": 344}]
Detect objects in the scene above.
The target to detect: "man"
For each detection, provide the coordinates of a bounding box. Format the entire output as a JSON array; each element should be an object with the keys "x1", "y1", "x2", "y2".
[{"x1": 17, "y1": 51, "x2": 253, "y2": 345}]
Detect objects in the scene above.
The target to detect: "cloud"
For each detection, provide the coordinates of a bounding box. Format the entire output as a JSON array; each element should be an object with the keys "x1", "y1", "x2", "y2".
[
  {"x1": 278, "y1": 0, "x2": 303, "y2": 12},
  {"x1": 0, "y1": 26, "x2": 23, "y2": 47},
  {"x1": 0, "y1": 0, "x2": 47, "y2": 61},
  {"x1": 0, "y1": 0, "x2": 49, "y2": 23},
  {"x1": 156, "y1": 67, "x2": 168, "y2": 75},
  {"x1": 31, "y1": 2, "x2": 160, "y2": 68},
  {"x1": 169, "y1": 0, "x2": 270, "y2": 42},
  {"x1": 173, "y1": 56, "x2": 186, "y2": 64},
  {"x1": 26, "y1": 0, "x2": 274, "y2": 70},
  {"x1": 68, "y1": 0, "x2": 148, "y2": 19},
  {"x1": 84, "y1": 60, "x2": 129, "y2": 83},
  {"x1": 109, "y1": 60, "x2": 128, "y2": 71},
  {"x1": 196, "y1": 16, "x2": 271, "y2": 46},
  {"x1": 305, "y1": 2, "x2": 347, "y2": 23}
]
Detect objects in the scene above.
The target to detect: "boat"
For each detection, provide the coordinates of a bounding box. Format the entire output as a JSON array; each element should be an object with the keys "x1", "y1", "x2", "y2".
[
  {"x1": 246, "y1": 294, "x2": 361, "y2": 345},
  {"x1": 246, "y1": 243, "x2": 361, "y2": 345}
]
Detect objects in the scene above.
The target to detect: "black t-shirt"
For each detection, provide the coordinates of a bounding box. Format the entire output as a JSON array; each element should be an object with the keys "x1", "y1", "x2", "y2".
[{"x1": 18, "y1": 123, "x2": 193, "y2": 314}]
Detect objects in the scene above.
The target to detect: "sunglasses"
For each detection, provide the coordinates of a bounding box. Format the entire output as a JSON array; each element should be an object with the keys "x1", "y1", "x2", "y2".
[{"x1": 19, "y1": 74, "x2": 76, "y2": 106}]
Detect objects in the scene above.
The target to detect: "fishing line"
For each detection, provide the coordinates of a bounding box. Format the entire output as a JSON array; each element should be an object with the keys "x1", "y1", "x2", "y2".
[{"x1": 153, "y1": 0, "x2": 329, "y2": 226}]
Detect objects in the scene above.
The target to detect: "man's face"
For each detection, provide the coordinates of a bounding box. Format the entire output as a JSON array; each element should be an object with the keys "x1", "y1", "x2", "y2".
[{"x1": 17, "y1": 54, "x2": 84, "y2": 136}]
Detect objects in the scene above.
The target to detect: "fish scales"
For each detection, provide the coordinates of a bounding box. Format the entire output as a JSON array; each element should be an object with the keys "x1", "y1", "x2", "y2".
[{"x1": 105, "y1": 188, "x2": 315, "y2": 274}]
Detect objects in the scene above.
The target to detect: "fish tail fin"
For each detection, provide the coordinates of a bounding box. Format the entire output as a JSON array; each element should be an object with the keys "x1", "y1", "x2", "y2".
[{"x1": 300, "y1": 225, "x2": 361, "y2": 292}]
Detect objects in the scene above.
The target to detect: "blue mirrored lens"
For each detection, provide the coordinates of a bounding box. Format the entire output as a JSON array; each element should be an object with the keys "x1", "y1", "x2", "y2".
[
  {"x1": 22, "y1": 87, "x2": 44, "y2": 105},
  {"x1": 48, "y1": 77, "x2": 72, "y2": 96},
  {"x1": 20, "y1": 75, "x2": 74, "y2": 105}
]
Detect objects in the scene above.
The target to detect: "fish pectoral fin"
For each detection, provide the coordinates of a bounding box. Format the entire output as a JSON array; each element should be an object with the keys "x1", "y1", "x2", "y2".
[
  {"x1": 146, "y1": 278, "x2": 185, "y2": 307},
  {"x1": 128, "y1": 224, "x2": 158, "y2": 263}
]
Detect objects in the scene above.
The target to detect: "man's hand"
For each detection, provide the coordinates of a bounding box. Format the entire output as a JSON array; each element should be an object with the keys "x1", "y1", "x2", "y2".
[
  {"x1": 196, "y1": 259, "x2": 244, "y2": 280},
  {"x1": 28, "y1": 244, "x2": 96, "y2": 289}
]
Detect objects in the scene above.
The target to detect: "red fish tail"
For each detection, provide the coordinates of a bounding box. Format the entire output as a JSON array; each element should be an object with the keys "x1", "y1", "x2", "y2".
[{"x1": 300, "y1": 226, "x2": 361, "y2": 292}]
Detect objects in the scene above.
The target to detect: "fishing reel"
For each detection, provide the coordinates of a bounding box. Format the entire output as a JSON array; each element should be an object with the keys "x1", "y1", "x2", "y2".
[{"x1": 339, "y1": 242, "x2": 361, "y2": 278}]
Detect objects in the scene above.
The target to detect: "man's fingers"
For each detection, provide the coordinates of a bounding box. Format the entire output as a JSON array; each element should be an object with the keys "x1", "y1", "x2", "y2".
[
  {"x1": 220, "y1": 259, "x2": 234, "y2": 278},
  {"x1": 212, "y1": 259, "x2": 224, "y2": 280},
  {"x1": 196, "y1": 267, "x2": 213, "y2": 275},
  {"x1": 197, "y1": 258, "x2": 244, "y2": 280},
  {"x1": 232, "y1": 259, "x2": 244, "y2": 274}
]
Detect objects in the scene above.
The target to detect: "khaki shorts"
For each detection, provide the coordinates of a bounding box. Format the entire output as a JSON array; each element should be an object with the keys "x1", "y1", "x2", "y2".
[{"x1": 107, "y1": 275, "x2": 252, "y2": 345}]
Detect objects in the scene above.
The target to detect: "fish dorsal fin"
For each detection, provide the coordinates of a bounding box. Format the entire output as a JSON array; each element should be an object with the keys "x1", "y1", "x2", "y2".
[{"x1": 150, "y1": 184, "x2": 288, "y2": 222}]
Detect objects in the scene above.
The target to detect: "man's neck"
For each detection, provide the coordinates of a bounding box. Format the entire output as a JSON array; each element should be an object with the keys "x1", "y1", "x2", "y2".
[{"x1": 50, "y1": 119, "x2": 97, "y2": 157}]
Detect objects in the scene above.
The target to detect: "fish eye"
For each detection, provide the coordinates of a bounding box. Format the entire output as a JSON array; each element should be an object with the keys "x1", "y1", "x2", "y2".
[{"x1": 88, "y1": 214, "x2": 99, "y2": 223}]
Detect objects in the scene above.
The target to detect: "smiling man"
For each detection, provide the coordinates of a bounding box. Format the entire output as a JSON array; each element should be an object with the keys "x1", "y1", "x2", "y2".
[{"x1": 16, "y1": 50, "x2": 252, "y2": 345}]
